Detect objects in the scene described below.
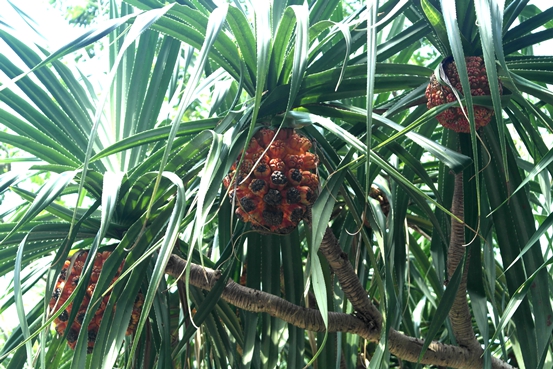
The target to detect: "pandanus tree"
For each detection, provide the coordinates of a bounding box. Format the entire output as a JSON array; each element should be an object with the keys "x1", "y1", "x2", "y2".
[{"x1": 0, "y1": 0, "x2": 552, "y2": 368}]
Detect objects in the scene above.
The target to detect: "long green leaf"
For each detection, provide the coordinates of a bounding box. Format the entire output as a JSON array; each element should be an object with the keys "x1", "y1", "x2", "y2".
[
  {"x1": 285, "y1": 3, "x2": 309, "y2": 111},
  {"x1": 227, "y1": 6, "x2": 256, "y2": 85},
  {"x1": 1, "y1": 171, "x2": 77, "y2": 243},
  {"x1": 146, "y1": 4, "x2": 226, "y2": 225},
  {"x1": 13, "y1": 235, "x2": 37, "y2": 366},
  {"x1": 475, "y1": 0, "x2": 508, "y2": 183},
  {"x1": 482, "y1": 123, "x2": 553, "y2": 369},
  {"x1": 504, "y1": 5, "x2": 553, "y2": 42},
  {"x1": 420, "y1": 0, "x2": 450, "y2": 56},
  {"x1": 489, "y1": 255, "x2": 553, "y2": 354},
  {"x1": 70, "y1": 171, "x2": 125, "y2": 367},
  {"x1": 89, "y1": 119, "x2": 219, "y2": 163},
  {"x1": 126, "y1": 0, "x2": 250, "y2": 94},
  {"x1": 281, "y1": 231, "x2": 305, "y2": 369},
  {"x1": 503, "y1": 211, "x2": 553, "y2": 276},
  {"x1": 489, "y1": 147, "x2": 553, "y2": 215},
  {"x1": 418, "y1": 252, "x2": 466, "y2": 363},
  {"x1": 306, "y1": 252, "x2": 329, "y2": 366},
  {"x1": 125, "y1": 172, "x2": 185, "y2": 368},
  {"x1": 92, "y1": 192, "x2": 173, "y2": 368}
]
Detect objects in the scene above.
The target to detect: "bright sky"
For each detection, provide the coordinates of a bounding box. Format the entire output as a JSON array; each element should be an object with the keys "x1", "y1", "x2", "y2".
[{"x1": 1, "y1": 0, "x2": 73, "y2": 49}]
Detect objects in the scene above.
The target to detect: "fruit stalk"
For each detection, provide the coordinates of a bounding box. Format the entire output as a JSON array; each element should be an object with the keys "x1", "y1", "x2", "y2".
[{"x1": 447, "y1": 172, "x2": 482, "y2": 355}]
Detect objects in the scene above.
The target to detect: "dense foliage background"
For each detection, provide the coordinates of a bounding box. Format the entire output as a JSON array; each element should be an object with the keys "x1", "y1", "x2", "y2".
[{"x1": 0, "y1": 0, "x2": 552, "y2": 368}]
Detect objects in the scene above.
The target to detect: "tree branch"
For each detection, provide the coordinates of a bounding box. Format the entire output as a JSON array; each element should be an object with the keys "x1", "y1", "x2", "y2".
[
  {"x1": 165, "y1": 253, "x2": 515, "y2": 369},
  {"x1": 165, "y1": 254, "x2": 379, "y2": 341},
  {"x1": 318, "y1": 226, "x2": 382, "y2": 332}
]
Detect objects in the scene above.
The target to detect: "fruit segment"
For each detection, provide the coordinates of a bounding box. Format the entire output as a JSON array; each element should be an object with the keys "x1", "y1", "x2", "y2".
[
  {"x1": 49, "y1": 251, "x2": 143, "y2": 353},
  {"x1": 224, "y1": 128, "x2": 319, "y2": 234}
]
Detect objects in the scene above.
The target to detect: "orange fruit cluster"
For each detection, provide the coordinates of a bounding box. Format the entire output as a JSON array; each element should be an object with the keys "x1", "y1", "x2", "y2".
[
  {"x1": 49, "y1": 251, "x2": 143, "y2": 353},
  {"x1": 425, "y1": 56, "x2": 502, "y2": 133},
  {"x1": 224, "y1": 128, "x2": 319, "y2": 234}
]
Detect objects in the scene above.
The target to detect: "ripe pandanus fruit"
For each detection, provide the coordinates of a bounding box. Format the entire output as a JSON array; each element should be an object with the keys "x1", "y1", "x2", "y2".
[
  {"x1": 49, "y1": 251, "x2": 143, "y2": 353},
  {"x1": 224, "y1": 128, "x2": 319, "y2": 234},
  {"x1": 425, "y1": 56, "x2": 503, "y2": 133}
]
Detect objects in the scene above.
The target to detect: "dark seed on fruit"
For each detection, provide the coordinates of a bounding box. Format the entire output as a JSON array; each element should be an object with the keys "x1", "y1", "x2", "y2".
[
  {"x1": 240, "y1": 196, "x2": 257, "y2": 212},
  {"x1": 88, "y1": 330, "x2": 97, "y2": 342},
  {"x1": 286, "y1": 188, "x2": 301, "y2": 204},
  {"x1": 250, "y1": 179, "x2": 266, "y2": 193},
  {"x1": 59, "y1": 310, "x2": 69, "y2": 322},
  {"x1": 291, "y1": 207, "x2": 305, "y2": 223},
  {"x1": 290, "y1": 169, "x2": 302, "y2": 183},
  {"x1": 67, "y1": 328, "x2": 79, "y2": 343},
  {"x1": 60, "y1": 269, "x2": 67, "y2": 281},
  {"x1": 262, "y1": 209, "x2": 283, "y2": 226},
  {"x1": 77, "y1": 311, "x2": 85, "y2": 324},
  {"x1": 271, "y1": 171, "x2": 287, "y2": 185},
  {"x1": 263, "y1": 189, "x2": 282, "y2": 206},
  {"x1": 300, "y1": 187, "x2": 314, "y2": 204},
  {"x1": 256, "y1": 163, "x2": 269, "y2": 175}
]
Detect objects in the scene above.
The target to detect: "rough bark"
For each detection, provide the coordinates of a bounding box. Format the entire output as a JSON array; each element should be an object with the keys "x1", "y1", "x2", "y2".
[
  {"x1": 318, "y1": 227, "x2": 382, "y2": 333},
  {"x1": 165, "y1": 255, "x2": 379, "y2": 341},
  {"x1": 448, "y1": 172, "x2": 482, "y2": 353},
  {"x1": 387, "y1": 330, "x2": 513, "y2": 369},
  {"x1": 166, "y1": 253, "x2": 515, "y2": 369}
]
